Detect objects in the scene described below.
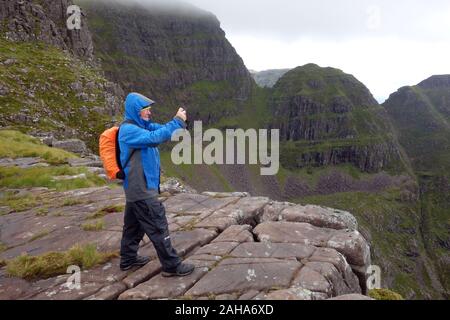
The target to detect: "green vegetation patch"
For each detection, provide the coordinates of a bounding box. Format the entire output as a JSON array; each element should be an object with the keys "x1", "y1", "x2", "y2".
[
  {"x1": 369, "y1": 288, "x2": 404, "y2": 300},
  {"x1": 36, "y1": 207, "x2": 49, "y2": 216},
  {"x1": 0, "y1": 190, "x2": 42, "y2": 214},
  {"x1": 0, "y1": 130, "x2": 78, "y2": 165},
  {"x1": 0, "y1": 166, "x2": 106, "y2": 191},
  {"x1": 62, "y1": 198, "x2": 84, "y2": 207},
  {"x1": 5, "y1": 243, "x2": 117, "y2": 280},
  {"x1": 0, "y1": 38, "x2": 114, "y2": 151},
  {"x1": 81, "y1": 219, "x2": 105, "y2": 231}
]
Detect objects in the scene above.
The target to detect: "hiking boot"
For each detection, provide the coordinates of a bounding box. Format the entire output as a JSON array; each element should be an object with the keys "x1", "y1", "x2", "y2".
[
  {"x1": 161, "y1": 263, "x2": 195, "y2": 277},
  {"x1": 120, "y1": 255, "x2": 150, "y2": 271}
]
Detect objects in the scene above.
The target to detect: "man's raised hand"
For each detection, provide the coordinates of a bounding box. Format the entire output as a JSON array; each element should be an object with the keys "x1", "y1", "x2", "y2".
[{"x1": 176, "y1": 107, "x2": 187, "y2": 122}]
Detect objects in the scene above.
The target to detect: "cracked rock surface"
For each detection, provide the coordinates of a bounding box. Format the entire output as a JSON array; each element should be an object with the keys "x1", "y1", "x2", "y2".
[{"x1": 0, "y1": 187, "x2": 371, "y2": 300}]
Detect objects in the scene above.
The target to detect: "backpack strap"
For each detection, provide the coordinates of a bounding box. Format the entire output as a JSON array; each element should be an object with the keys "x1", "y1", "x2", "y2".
[
  {"x1": 117, "y1": 120, "x2": 139, "y2": 175},
  {"x1": 122, "y1": 149, "x2": 136, "y2": 171}
]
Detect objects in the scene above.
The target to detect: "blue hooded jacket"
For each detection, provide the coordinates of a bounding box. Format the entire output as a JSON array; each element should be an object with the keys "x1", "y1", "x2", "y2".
[{"x1": 118, "y1": 93, "x2": 185, "y2": 191}]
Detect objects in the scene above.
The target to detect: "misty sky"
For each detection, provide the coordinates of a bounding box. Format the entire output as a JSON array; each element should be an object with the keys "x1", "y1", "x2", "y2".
[{"x1": 139, "y1": 0, "x2": 450, "y2": 102}]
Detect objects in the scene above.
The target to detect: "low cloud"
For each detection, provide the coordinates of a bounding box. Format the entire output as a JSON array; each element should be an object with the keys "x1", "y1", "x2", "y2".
[{"x1": 106, "y1": 0, "x2": 450, "y2": 101}]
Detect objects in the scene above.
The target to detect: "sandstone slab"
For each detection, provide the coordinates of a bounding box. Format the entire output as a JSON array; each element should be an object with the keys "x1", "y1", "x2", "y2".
[
  {"x1": 253, "y1": 222, "x2": 335, "y2": 246},
  {"x1": 259, "y1": 201, "x2": 295, "y2": 223},
  {"x1": 230, "y1": 242, "x2": 315, "y2": 260},
  {"x1": 163, "y1": 193, "x2": 211, "y2": 215},
  {"x1": 187, "y1": 196, "x2": 240, "y2": 216},
  {"x1": 85, "y1": 282, "x2": 127, "y2": 300},
  {"x1": 0, "y1": 271, "x2": 33, "y2": 300},
  {"x1": 194, "y1": 214, "x2": 237, "y2": 231},
  {"x1": 122, "y1": 260, "x2": 162, "y2": 289},
  {"x1": 304, "y1": 261, "x2": 354, "y2": 297},
  {"x1": 291, "y1": 266, "x2": 332, "y2": 295},
  {"x1": 327, "y1": 294, "x2": 374, "y2": 300},
  {"x1": 194, "y1": 242, "x2": 240, "y2": 257},
  {"x1": 118, "y1": 260, "x2": 213, "y2": 300},
  {"x1": 186, "y1": 258, "x2": 301, "y2": 296},
  {"x1": 265, "y1": 287, "x2": 314, "y2": 300},
  {"x1": 282, "y1": 205, "x2": 358, "y2": 230},
  {"x1": 138, "y1": 228, "x2": 218, "y2": 261},
  {"x1": 26, "y1": 258, "x2": 131, "y2": 300},
  {"x1": 201, "y1": 192, "x2": 249, "y2": 198},
  {"x1": 211, "y1": 225, "x2": 254, "y2": 243},
  {"x1": 307, "y1": 247, "x2": 360, "y2": 293},
  {"x1": 213, "y1": 197, "x2": 270, "y2": 226},
  {"x1": 327, "y1": 230, "x2": 371, "y2": 267}
]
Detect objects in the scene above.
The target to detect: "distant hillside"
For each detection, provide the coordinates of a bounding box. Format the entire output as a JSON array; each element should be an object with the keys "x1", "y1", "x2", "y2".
[
  {"x1": 384, "y1": 75, "x2": 450, "y2": 298},
  {"x1": 384, "y1": 75, "x2": 450, "y2": 173},
  {"x1": 251, "y1": 69, "x2": 291, "y2": 88},
  {"x1": 269, "y1": 64, "x2": 409, "y2": 173}
]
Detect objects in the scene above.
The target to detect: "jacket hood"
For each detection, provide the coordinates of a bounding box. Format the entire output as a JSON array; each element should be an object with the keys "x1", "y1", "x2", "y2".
[{"x1": 124, "y1": 93, "x2": 155, "y2": 127}]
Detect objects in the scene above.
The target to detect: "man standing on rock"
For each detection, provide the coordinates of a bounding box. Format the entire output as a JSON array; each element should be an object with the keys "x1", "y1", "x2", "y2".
[{"x1": 118, "y1": 92, "x2": 194, "y2": 277}]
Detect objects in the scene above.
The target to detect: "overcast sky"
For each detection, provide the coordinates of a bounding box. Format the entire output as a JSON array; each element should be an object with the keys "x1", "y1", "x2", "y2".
[{"x1": 138, "y1": 0, "x2": 450, "y2": 102}]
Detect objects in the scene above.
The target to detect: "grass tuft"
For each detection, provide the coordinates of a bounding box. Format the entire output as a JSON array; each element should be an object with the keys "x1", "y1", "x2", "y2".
[
  {"x1": 81, "y1": 219, "x2": 105, "y2": 231},
  {"x1": 5, "y1": 243, "x2": 117, "y2": 280},
  {"x1": 62, "y1": 198, "x2": 83, "y2": 207},
  {"x1": 0, "y1": 191, "x2": 40, "y2": 213},
  {"x1": 87, "y1": 204, "x2": 124, "y2": 220},
  {"x1": 36, "y1": 207, "x2": 49, "y2": 216}
]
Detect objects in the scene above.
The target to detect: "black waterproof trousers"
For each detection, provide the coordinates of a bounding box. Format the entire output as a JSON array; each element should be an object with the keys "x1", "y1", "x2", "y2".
[{"x1": 120, "y1": 197, "x2": 181, "y2": 272}]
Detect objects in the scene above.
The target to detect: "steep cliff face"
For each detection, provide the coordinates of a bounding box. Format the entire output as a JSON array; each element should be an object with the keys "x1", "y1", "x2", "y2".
[
  {"x1": 0, "y1": 0, "x2": 123, "y2": 151},
  {"x1": 0, "y1": 0, "x2": 93, "y2": 60},
  {"x1": 269, "y1": 64, "x2": 407, "y2": 173},
  {"x1": 384, "y1": 76, "x2": 450, "y2": 298},
  {"x1": 76, "y1": 0, "x2": 254, "y2": 124}
]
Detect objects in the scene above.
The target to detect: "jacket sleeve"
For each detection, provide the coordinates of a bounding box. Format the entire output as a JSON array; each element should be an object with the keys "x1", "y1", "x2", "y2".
[
  {"x1": 145, "y1": 121, "x2": 164, "y2": 131},
  {"x1": 120, "y1": 118, "x2": 184, "y2": 149},
  {"x1": 145, "y1": 118, "x2": 186, "y2": 131}
]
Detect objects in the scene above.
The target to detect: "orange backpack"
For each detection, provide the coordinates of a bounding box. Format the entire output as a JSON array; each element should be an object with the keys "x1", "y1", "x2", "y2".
[{"x1": 99, "y1": 120, "x2": 137, "y2": 180}]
